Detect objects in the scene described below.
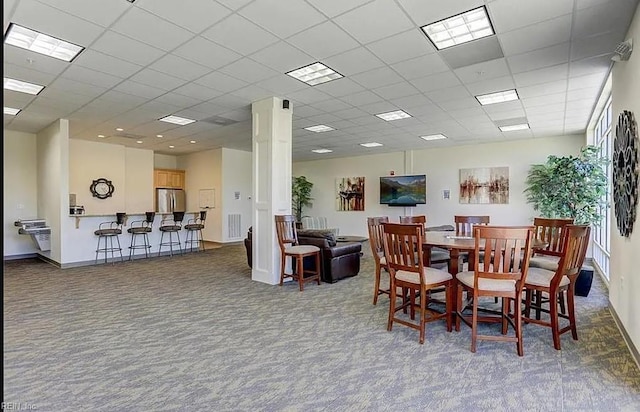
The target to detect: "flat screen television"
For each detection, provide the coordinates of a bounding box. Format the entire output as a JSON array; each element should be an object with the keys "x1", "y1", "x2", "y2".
[{"x1": 380, "y1": 174, "x2": 426, "y2": 206}]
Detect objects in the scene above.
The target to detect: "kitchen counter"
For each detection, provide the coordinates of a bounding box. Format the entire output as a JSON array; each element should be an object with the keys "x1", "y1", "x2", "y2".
[{"x1": 70, "y1": 212, "x2": 201, "y2": 229}]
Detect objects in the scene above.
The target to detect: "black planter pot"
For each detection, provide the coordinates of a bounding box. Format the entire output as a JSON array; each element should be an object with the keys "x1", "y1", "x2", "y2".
[{"x1": 575, "y1": 266, "x2": 594, "y2": 297}]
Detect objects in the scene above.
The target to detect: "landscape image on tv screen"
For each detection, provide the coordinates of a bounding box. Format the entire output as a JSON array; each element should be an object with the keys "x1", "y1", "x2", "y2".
[{"x1": 380, "y1": 174, "x2": 426, "y2": 205}]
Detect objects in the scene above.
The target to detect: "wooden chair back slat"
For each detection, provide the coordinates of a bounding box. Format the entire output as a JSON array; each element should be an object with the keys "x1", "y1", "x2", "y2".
[
  {"x1": 532, "y1": 217, "x2": 574, "y2": 257},
  {"x1": 554, "y1": 225, "x2": 591, "y2": 284},
  {"x1": 455, "y1": 215, "x2": 490, "y2": 236},
  {"x1": 474, "y1": 226, "x2": 534, "y2": 285},
  {"x1": 367, "y1": 217, "x2": 389, "y2": 262},
  {"x1": 399, "y1": 215, "x2": 426, "y2": 225},
  {"x1": 382, "y1": 223, "x2": 425, "y2": 284},
  {"x1": 274, "y1": 215, "x2": 298, "y2": 251}
]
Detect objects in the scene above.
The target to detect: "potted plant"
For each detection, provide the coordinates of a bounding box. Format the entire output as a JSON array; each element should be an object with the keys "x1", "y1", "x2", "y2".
[
  {"x1": 292, "y1": 176, "x2": 313, "y2": 225},
  {"x1": 524, "y1": 145, "x2": 608, "y2": 296}
]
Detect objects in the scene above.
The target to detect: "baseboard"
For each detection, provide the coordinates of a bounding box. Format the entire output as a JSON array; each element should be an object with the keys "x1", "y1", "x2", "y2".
[
  {"x1": 3, "y1": 253, "x2": 39, "y2": 261},
  {"x1": 608, "y1": 302, "x2": 640, "y2": 370}
]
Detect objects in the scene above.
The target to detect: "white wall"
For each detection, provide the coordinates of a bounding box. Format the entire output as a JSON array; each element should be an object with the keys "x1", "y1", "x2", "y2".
[
  {"x1": 610, "y1": 2, "x2": 640, "y2": 352},
  {"x1": 221, "y1": 148, "x2": 252, "y2": 242},
  {"x1": 125, "y1": 148, "x2": 154, "y2": 213},
  {"x1": 3, "y1": 131, "x2": 39, "y2": 257},
  {"x1": 293, "y1": 135, "x2": 584, "y2": 237},
  {"x1": 37, "y1": 119, "x2": 69, "y2": 263},
  {"x1": 178, "y1": 149, "x2": 223, "y2": 242},
  {"x1": 154, "y1": 153, "x2": 178, "y2": 169}
]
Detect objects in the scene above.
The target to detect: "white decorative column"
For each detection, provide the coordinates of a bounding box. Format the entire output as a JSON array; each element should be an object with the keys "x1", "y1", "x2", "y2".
[{"x1": 251, "y1": 97, "x2": 292, "y2": 284}]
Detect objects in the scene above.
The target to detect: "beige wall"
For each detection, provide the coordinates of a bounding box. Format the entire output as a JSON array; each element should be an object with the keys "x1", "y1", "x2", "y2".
[
  {"x1": 154, "y1": 153, "x2": 178, "y2": 169},
  {"x1": 610, "y1": 2, "x2": 640, "y2": 352},
  {"x1": 221, "y1": 148, "x2": 252, "y2": 241},
  {"x1": 3, "y1": 131, "x2": 39, "y2": 257},
  {"x1": 125, "y1": 148, "x2": 154, "y2": 213},
  {"x1": 293, "y1": 135, "x2": 584, "y2": 237}
]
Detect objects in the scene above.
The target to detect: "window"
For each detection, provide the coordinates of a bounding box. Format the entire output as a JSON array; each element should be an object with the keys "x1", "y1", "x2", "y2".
[{"x1": 592, "y1": 96, "x2": 612, "y2": 280}]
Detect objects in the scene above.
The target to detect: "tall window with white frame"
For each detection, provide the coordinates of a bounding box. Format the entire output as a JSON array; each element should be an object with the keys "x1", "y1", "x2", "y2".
[{"x1": 592, "y1": 95, "x2": 612, "y2": 280}]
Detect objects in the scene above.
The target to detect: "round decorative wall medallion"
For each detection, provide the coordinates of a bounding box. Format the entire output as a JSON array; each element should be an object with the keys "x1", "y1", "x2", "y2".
[
  {"x1": 613, "y1": 110, "x2": 639, "y2": 237},
  {"x1": 90, "y1": 178, "x2": 115, "y2": 199}
]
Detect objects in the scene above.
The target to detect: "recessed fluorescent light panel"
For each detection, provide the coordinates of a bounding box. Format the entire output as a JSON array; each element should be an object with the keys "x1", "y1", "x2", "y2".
[
  {"x1": 4, "y1": 23, "x2": 84, "y2": 62},
  {"x1": 499, "y1": 123, "x2": 529, "y2": 132},
  {"x1": 312, "y1": 149, "x2": 333, "y2": 154},
  {"x1": 159, "y1": 115, "x2": 196, "y2": 125},
  {"x1": 286, "y1": 62, "x2": 343, "y2": 86},
  {"x1": 421, "y1": 6, "x2": 494, "y2": 50},
  {"x1": 375, "y1": 110, "x2": 412, "y2": 121},
  {"x1": 420, "y1": 134, "x2": 447, "y2": 141},
  {"x1": 3, "y1": 77, "x2": 44, "y2": 95},
  {"x1": 4, "y1": 107, "x2": 21, "y2": 115},
  {"x1": 304, "y1": 125, "x2": 335, "y2": 133},
  {"x1": 476, "y1": 89, "x2": 519, "y2": 106},
  {"x1": 360, "y1": 142, "x2": 383, "y2": 148}
]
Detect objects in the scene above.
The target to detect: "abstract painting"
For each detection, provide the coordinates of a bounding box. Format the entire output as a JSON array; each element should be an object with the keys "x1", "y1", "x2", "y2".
[
  {"x1": 336, "y1": 177, "x2": 365, "y2": 211},
  {"x1": 459, "y1": 167, "x2": 509, "y2": 204}
]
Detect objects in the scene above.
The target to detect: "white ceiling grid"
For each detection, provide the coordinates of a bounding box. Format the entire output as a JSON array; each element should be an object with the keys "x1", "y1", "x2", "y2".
[{"x1": 3, "y1": 0, "x2": 638, "y2": 161}]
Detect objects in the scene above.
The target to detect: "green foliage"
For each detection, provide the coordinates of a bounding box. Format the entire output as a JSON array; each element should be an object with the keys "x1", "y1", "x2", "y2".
[
  {"x1": 524, "y1": 146, "x2": 608, "y2": 225},
  {"x1": 292, "y1": 176, "x2": 313, "y2": 222}
]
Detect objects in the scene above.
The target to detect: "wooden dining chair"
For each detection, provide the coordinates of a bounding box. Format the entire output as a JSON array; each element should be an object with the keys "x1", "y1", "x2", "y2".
[
  {"x1": 455, "y1": 225, "x2": 534, "y2": 356},
  {"x1": 382, "y1": 222, "x2": 453, "y2": 344},
  {"x1": 399, "y1": 215, "x2": 451, "y2": 268},
  {"x1": 274, "y1": 215, "x2": 321, "y2": 291},
  {"x1": 454, "y1": 215, "x2": 490, "y2": 236},
  {"x1": 529, "y1": 217, "x2": 575, "y2": 270},
  {"x1": 368, "y1": 216, "x2": 390, "y2": 305},
  {"x1": 524, "y1": 225, "x2": 590, "y2": 350}
]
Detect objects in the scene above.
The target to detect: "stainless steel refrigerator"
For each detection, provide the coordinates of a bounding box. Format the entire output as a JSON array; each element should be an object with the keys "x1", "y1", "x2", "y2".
[{"x1": 156, "y1": 189, "x2": 186, "y2": 213}]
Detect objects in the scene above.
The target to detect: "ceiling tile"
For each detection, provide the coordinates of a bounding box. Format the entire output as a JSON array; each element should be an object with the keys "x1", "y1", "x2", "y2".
[
  {"x1": 323, "y1": 46, "x2": 386, "y2": 76},
  {"x1": 488, "y1": 0, "x2": 573, "y2": 33},
  {"x1": 4, "y1": 63, "x2": 58, "y2": 86},
  {"x1": 569, "y1": 55, "x2": 612, "y2": 78},
  {"x1": 239, "y1": 0, "x2": 326, "y2": 38},
  {"x1": 3, "y1": 46, "x2": 72, "y2": 76},
  {"x1": 517, "y1": 79, "x2": 567, "y2": 99},
  {"x1": 315, "y1": 78, "x2": 367, "y2": 98},
  {"x1": 351, "y1": 66, "x2": 404, "y2": 88},
  {"x1": 366, "y1": 29, "x2": 435, "y2": 65},
  {"x1": 92, "y1": 31, "x2": 166, "y2": 66},
  {"x1": 306, "y1": 0, "x2": 374, "y2": 18},
  {"x1": 113, "y1": 80, "x2": 166, "y2": 100},
  {"x1": 219, "y1": 58, "x2": 281, "y2": 84},
  {"x1": 60, "y1": 65, "x2": 123, "y2": 88},
  {"x1": 138, "y1": 0, "x2": 231, "y2": 33},
  {"x1": 571, "y1": 31, "x2": 626, "y2": 61},
  {"x1": 410, "y1": 72, "x2": 461, "y2": 93},
  {"x1": 150, "y1": 54, "x2": 211, "y2": 81},
  {"x1": 454, "y1": 58, "x2": 511, "y2": 83},
  {"x1": 464, "y1": 75, "x2": 515, "y2": 95},
  {"x1": 439, "y1": 36, "x2": 505, "y2": 69},
  {"x1": 513, "y1": 64, "x2": 569, "y2": 88},
  {"x1": 111, "y1": 7, "x2": 194, "y2": 51},
  {"x1": 397, "y1": 0, "x2": 484, "y2": 26},
  {"x1": 339, "y1": 90, "x2": 384, "y2": 106},
  {"x1": 74, "y1": 50, "x2": 142, "y2": 79},
  {"x1": 250, "y1": 42, "x2": 314, "y2": 73},
  {"x1": 498, "y1": 14, "x2": 572, "y2": 56},
  {"x1": 129, "y1": 69, "x2": 187, "y2": 91},
  {"x1": 372, "y1": 81, "x2": 420, "y2": 100},
  {"x1": 152, "y1": 92, "x2": 203, "y2": 108},
  {"x1": 521, "y1": 92, "x2": 568, "y2": 108},
  {"x1": 391, "y1": 54, "x2": 449, "y2": 80},
  {"x1": 426, "y1": 86, "x2": 472, "y2": 103},
  {"x1": 287, "y1": 21, "x2": 360, "y2": 60},
  {"x1": 507, "y1": 42, "x2": 570, "y2": 74},
  {"x1": 201, "y1": 14, "x2": 279, "y2": 55},
  {"x1": 334, "y1": 0, "x2": 414, "y2": 44},
  {"x1": 173, "y1": 36, "x2": 241, "y2": 70},
  {"x1": 216, "y1": 0, "x2": 254, "y2": 10},
  {"x1": 572, "y1": 1, "x2": 637, "y2": 39},
  {"x1": 259, "y1": 75, "x2": 310, "y2": 95},
  {"x1": 194, "y1": 71, "x2": 248, "y2": 93}
]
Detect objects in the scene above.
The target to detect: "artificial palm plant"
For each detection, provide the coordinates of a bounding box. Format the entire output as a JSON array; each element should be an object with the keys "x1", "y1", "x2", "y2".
[
  {"x1": 524, "y1": 146, "x2": 608, "y2": 225},
  {"x1": 292, "y1": 176, "x2": 313, "y2": 223}
]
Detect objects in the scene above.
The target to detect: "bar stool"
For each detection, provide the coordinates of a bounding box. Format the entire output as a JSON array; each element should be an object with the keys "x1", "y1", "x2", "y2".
[
  {"x1": 185, "y1": 211, "x2": 206, "y2": 252},
  {"x1": 94, "y1": 212, "x2": 126, "y2": 264},
  {"x1": 158, "y1": 211, "x2": 185, "y2": 256},
  {"x1": 127, "y1": 212, "x2": 155, "y2": 260}
]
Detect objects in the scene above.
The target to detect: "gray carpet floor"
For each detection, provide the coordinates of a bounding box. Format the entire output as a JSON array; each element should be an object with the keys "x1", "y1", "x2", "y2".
[{"x1": 3, "y1": 245, "x2": 640, "y2": 411}]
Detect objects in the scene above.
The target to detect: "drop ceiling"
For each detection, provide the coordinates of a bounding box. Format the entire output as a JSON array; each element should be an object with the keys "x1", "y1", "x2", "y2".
[{"x1": 3, "y1": 0, "x2": 638, "y2": 161}]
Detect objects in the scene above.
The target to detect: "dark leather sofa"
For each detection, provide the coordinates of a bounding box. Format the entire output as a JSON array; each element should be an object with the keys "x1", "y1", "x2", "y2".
[{"x1": 244, "y1": 227, "x2": 362, "y2": 283}]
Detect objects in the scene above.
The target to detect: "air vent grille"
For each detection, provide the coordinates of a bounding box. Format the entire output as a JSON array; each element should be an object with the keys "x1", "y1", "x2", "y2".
[{"x1": 202, "y1": 116, "x2": 239, "y2": 126}]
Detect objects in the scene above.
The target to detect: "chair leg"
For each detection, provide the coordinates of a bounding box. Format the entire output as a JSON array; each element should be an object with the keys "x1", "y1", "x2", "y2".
[
  {"x1": 535, "y1": 290, "x2": 542, "y2": 320},
  {"x1": 315, "y1": 252, "x2": 321, "y2": 285},
  {"x1": 115, "y1": 235, "x2": 124, "y2": 263},
  {"x1": 158, "y1": 232, "x2": 164, "y2": 257},
  {"x1": 373, "y1": 264, "x2": 382, "y2": 305},
  {"x1": 567, "y1": 289, "x2": 578, "y2": 341},
  {"x1": 419, "y1": 288, "x2": 426, "y2": 344},
  {"x1": 501, "y1": 297, "x2": 508, "y2": 335},
  {"x1": 279, "y1": 255, "x2": 287, "y2": 286},
  {"x1": 471, "y1": 293, "x2": 478, "y2": 353},
  {"x1": 558, "y1": 291, "x2": 566, "y2": 315},
  {"x1": 297, "y1": 256, "x2": 305, "y2": 291},
  {"x1": 387, "y1": 277, "x2": 396, "y2": 332},
  {"x1": 524, "y1": 289, "x2": 532, "y2": 323},
  {"x1": 445, "y1": 283, "x2": 453, "y2": 332},
  {"x1": 550, "y1": 292, "x2": 561, "y2": 350},
  {"x1": 455, "y1": 284, "x2": 463, "y2": 332},
  {"x1": 516, "y1": 299, "x2": 524, "y2": 357}
]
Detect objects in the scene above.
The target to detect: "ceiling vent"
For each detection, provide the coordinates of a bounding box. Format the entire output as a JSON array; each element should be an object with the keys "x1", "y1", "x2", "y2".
[
  {"x1": 612, "y1": 39, "x2": 633, "y2": 62},
  {"x1": 202, "y1": 115, "x2": 239, "y2": 126},
  {"x1": 114, "y1": 132, "x2": 145, "y2": 140}
]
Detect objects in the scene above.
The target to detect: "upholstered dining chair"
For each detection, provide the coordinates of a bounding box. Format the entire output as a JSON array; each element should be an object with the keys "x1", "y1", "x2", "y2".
[
  {"x1": 367, "y1": 216, "x2": 390, "y2": 305},
  {"x1": 274, "y1": 215, "x2": 321, "y2": 291},
  {"x1": 399, "y1": 215, "x2": 451, "y2": 268},
  {"x1": 455, "y1": 225, "x2": 534, "y2": 356},
  {"x1": 523, "y1": 225, "x2": 591, "y2": 350},
  {"x1": 382, "y1": 222, "x2": 453, "y2": 344},
  {"x1": 454, "y1": 215, "x2": 490, "y2": 236},
  {"x1": 529, "y1": 217, "x2": 575, "y2": 270}
]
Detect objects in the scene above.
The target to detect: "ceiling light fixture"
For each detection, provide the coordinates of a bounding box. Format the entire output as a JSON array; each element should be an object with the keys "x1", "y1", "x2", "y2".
[
  {"x1": 499, "y1": 123, "x2": 529, "y2": 132},
  {"x1": 169, "y1": 145, "x2": 175, "y2": 149},
  {"x1": 98, "y1": 134, "x2": 105, "y2": 138},
  {"x1": 476, "y1": 89, "x2": 519, "y2": 106},
  {"x1": 312, "y1": 149, "x2": 333, "y2": 154},
  {"x1": 115, "y1": 128, "x2": 124, "y2": 131},
  {"x1": 304, "y1": 125, "x2": 335, "y2": 133},
  {"x1": 3, "y1": 77, "x2": 44, "y2": 95},
  {"x1": 159, "y1": 115, "x2": 196, "y2": 125},
  {"x1": 136, "y1": 140, "x2": 143, "y2": 144},
  {"x1": 156, "y1": 134, "x2": 163, "y2": 138},
  {"x1": 4, "y1": 23, "x2": 84, "y2": 62},
  {"x1": 286, "y1": 62, "x2": 343, "y2": 86},
  {"x1": 4, "y1": 107, "x2": 21, "y2": 115},
  {"x1": 375, "y1": 110, "x2": 412, "y2": 121},
  {"x1": 421, "y1": 6, "x2": 494, "y2": 50},
  {"x1": 420, "y1": 134, "x2": 447, "y2": 141},
  {"x1": 360, "y1": 142, "x2": 383, "y2": 148},
  {"x1": 190, "y1": 140, "x2": 196, "y2": 144}
]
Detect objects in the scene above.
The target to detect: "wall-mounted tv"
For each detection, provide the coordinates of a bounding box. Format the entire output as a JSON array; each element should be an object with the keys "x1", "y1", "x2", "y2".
[{"x1": 380, "y1": 174, "x2": 426, "y2": 206}]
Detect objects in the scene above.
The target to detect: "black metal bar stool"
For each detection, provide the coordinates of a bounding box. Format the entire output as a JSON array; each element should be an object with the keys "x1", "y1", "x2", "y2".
[
  {"x1": 94, "y1": 212, "x2": 126, "y2": 264},
  {"x1": 158, "y1": 211, "x2": 185, "y2": 256},
  {"x1": 127, "y1": 212, "x2": 155, "y2": 260},
  {"x1": 185, "y1": 210, "x2": 206, "y2": 252}
]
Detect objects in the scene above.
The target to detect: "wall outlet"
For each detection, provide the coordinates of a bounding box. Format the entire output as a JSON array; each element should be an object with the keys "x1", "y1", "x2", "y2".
[{"x1": 16, "y1": 203, "x2": 24, "y2": 210}]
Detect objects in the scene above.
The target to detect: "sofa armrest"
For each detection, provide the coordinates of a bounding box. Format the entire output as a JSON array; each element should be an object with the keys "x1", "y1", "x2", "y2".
[
  {"x1": 298, "y1": 237, "x2": 329, "y2": 249},
  {"x1": 326, "y1": 242, "x2": 361, "y2": 258}
]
